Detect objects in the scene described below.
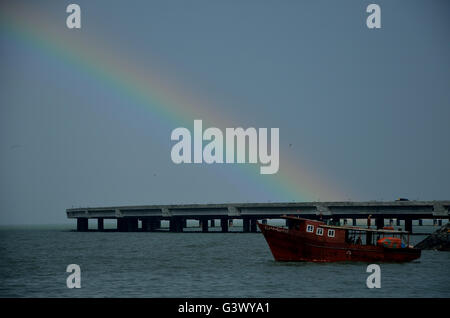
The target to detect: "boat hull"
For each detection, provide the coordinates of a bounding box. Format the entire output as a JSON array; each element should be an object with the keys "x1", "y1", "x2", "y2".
[{"x1": 258, "y1": 223, "x2": 421, "y2": 263}]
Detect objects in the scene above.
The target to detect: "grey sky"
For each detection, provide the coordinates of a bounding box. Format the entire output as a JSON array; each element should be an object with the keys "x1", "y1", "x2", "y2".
[{"x1": 1, "y1": 0, "x2": 449, "y2": 224}]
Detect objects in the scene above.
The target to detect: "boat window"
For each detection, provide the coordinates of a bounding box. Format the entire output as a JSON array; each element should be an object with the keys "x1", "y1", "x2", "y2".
[
  {"x1": 328, "y1": 229, "x2": 335, "y2": 237},
  {"x1": 306, "y1": 224, "x2": 314, "y2": 233},
  {"x1": 316, "y1": 227, "x2": 324, "y2": 236}
]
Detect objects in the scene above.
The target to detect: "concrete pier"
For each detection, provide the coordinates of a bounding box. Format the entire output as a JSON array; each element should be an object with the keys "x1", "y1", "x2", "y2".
[
  {"x1": 67, "y1": 200, "x2": 450, "y2": 233},
  {"x1": 117, "y1": 218, "x2": 138, "y2": 232},
  {"x1": 117, "y1": 219, "x2": 126, "y2": 231},
  {"x1": 77, "y1": 218, "x2": 88, "y2": 232},
  {"x1": 128, "y1": 218, "x2": 138, "y2": 232},
  {"x1": 375, "y1": 217, "x2": 384, "y2": 229},
  {"x1": 141, "y1": 218, "x2": 151, "y2": 231},
  {"x1": 243, "y1": 218, "x2": 250, "y2": 233},
  {"x1": 97, "y1": 218, "x2": 104, "y2": 231},
  {"x1": 405, "y1": 218, "x2": 413, "y2": 233},
  {"x1": 201, "y1": 219, "x2": 208, "y2": 232},
  {"x1": 221, "y1": 218, "x2": 228, "y2": 232},
  {"x1": 144, "y1": 218, "x2": 161, "y2": 231},
  {"x1": 250, "y1": 219, "x2": 257, "y2": 233},
  {"x1": 169, "y1": 217, "x2": 183, "y2": 232}
]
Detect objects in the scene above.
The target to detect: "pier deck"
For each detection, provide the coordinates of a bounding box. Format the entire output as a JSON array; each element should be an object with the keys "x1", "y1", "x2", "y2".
[{"x1": 67, "y1": 201, "x2": 450, "y2": 233}]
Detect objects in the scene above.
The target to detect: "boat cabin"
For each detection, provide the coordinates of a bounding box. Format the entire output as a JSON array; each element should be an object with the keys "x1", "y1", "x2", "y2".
[{"x1": 284, "y1": 215, "x2": 411, "y2": 247}]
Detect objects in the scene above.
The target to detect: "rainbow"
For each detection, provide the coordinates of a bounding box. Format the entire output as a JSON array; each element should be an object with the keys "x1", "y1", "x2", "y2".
[{"x1": 1, "y1": 3, "x2": 347, "y2": 202}]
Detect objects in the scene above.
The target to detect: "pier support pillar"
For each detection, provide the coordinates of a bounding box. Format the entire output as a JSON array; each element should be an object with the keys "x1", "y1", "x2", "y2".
[
  {"x1": 418, "y1": 219, "x2": 423, "y2": 226},
  {"x1": 201, "y1": 218, "x2": 208, "y2": 232},
  {"x1": 116, "y1": 218, "x2": 137, "y2": 232},
  {"x1": 169, "y1": 218, "x2": 175, "y2": 232},
  {"x1": 126, "y1": 218, "x2": 138, "y2": 232},
  {"x1": 142, "y1": 218, "x2": 160, "y2": 232},
  {"x1": 243, "y1": 218, "x2": 250, "y2": 233},
  {"x1": 221, "y1": 218, "x2": 228, "y2": 233},
  {"x1": 250, "y1": 219, "x2": 257, "y2": 233},
  {"x1": 97, "y1": 218, "x2": 104, "y2": 231},
  {"x1": 146, "y1": 219, "x2": 160, "y2": 231},
  {"x1": 396, "y1": 219, "x2": 401, "y2": 226},
  {"x1": 169, "y1": 218, "x2": 183, "y2": 232},
  {"x1": 389, "y1": 219, "x2": 393, "y2": 226},
  {"x1": 405, "y1": 218, "x2": 413, "y2": 233},
  {"x1": 433, "y1": 219, "x2": 437, "y2": 226},
  {"x1": 77, "y1": 218, "x2": 88, "y2": 232},
  {"x1": 179, "y1": 218, "x2": 185, "y2": 232},
  {"x1": 352, "y1": 219, "x2": 357, "y2": 226},
  {"x1": 210, "y1": 219, "x2": 215, "y2": 228},
  {"x1": 438, "y1": 219, "x2": 442, "y2": 226},
  {"x1": 141, "y1": 218, "x2": 150, "y2": 231},
  {"x1": 375, "y1": 217, "x2": 384, "y2": 229},
  {"x1": 117, "y1": 218, "x2": 127, "y2": 232}
]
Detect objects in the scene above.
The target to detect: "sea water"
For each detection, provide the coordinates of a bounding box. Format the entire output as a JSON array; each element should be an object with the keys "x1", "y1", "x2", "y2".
[{"x1": 0, "y1": 224, "x2": 449, "y2": 297}]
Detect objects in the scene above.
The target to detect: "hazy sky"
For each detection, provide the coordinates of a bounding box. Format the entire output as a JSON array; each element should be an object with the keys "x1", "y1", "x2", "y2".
[{"x1": 1, "y1": 0, "x2": 449, "y2": 224}]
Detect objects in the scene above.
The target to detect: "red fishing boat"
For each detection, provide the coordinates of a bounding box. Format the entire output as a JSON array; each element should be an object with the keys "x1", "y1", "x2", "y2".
[{"x1": 258, "y1": 216, "x2": 421, "y2": 262}]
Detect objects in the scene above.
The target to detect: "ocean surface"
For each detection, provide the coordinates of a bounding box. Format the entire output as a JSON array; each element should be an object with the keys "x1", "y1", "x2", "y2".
[{"x1": 0, "y1": 223, "x2": 449, "y2": 298}]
